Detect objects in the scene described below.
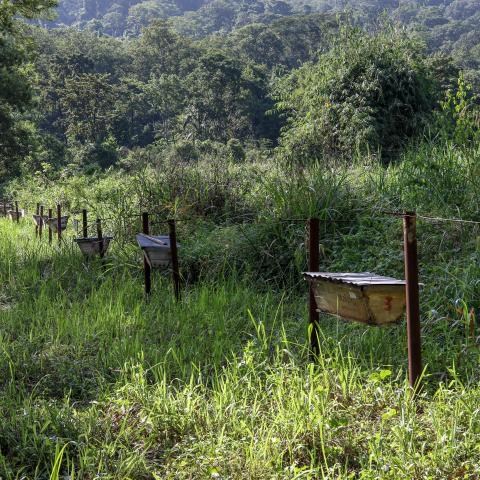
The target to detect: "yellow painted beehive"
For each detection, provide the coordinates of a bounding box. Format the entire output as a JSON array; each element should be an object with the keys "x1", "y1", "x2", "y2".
[{"x1": 304, "y1": 272, "x2": 407, "y2": 325}]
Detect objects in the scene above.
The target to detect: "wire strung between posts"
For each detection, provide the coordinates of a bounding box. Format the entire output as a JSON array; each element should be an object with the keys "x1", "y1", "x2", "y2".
[
  {"x1": 381, "y1": 210, "x2": 480, "y2": 226},
  {"x1": 16, "y1": 201, "x2": 480, "y2": 229},
  {"x1": 417, "y1": 214, "x2": 480, "y2": 226}
]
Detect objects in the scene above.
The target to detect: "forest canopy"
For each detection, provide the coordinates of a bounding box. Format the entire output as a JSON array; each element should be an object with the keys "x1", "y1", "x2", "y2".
[{"x1": 1, "y1": 0, "x2": 480, "y2": 179}]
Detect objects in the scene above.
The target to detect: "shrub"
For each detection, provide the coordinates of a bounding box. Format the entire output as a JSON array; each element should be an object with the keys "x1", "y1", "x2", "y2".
[{"x1": 275, "y1": 26, "x2": 446, "y2": 163}]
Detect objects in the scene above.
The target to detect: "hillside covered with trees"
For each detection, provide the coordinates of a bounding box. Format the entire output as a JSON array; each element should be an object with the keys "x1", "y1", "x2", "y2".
[{"x1": 35, "y1": 0, "x2": 480, "y2": 74}]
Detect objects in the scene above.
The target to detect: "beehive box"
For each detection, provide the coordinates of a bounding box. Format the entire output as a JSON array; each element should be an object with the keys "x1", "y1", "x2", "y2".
[
  {"x1": 32, "y1": 214, "x2": 49, "y2": 226},
  {"x1": 45, "y1": 216, "x2": 69, "y2": 232},
  {"x1": 0, "y1": 204, "x2": 12, "y2": 217},
  {"x1": 136, "y1": 234, "x2": 174, "y2": 268},
  {"x1": 304, "y1": 272, "x2": 407, "y2": 325},
  {"x1": 8, "y1": 209, "x2": 25, "y2": 221},
  {"x1": 75, "y1": 237, "x2": 113, "y2": 257}
]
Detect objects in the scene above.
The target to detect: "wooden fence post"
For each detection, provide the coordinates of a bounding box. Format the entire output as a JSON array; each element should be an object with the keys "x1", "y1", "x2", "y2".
[
  {"x1": 96, "y1": 219, "x2": 104, "y2": 259},
  {"x1": 15, "y1": 201, "x2": 19, "y2": 223}
]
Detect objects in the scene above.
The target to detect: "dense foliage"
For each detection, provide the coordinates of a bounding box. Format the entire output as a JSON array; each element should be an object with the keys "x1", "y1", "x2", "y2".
[
  {"x1": 275, "y1": 28, "x2": 448, "y2": 162},
  {"x1": 0, "y1": 0, "x2": 56, "y2": 177},
  {"x1": 30, "y1": 0, "x2": 480, "y2": 80},
  {"x1": 3, "y1": 0, "x2": 480, "y2": 178}
]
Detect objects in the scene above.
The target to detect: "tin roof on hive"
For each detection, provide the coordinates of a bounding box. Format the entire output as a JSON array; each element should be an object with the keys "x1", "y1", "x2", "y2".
[
  {"x1": 303, "y1": 272, "x2": 406, "y2": 286},
  {"x1": 136, "y1": 234, "x2": 171, "y2": 249}
]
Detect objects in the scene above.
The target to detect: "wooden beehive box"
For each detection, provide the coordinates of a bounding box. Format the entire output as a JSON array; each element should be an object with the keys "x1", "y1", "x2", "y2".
[
  {"x1": 8, "y1": 209, "x2": 25, "y2": 221},
  {"x1": 1, "y1": 204, "x2": 12, "y2": 217},
  {"x1": 136, "y1": 234, "x2": 174, "y2": 268},
  {"x1": 304, "y1": 272, "x2": 407, "y2": 326},
  {"x1": 32, "y1": 214, "x2": 49, "y2": 226},
  {"x1": 45, "y1": 216, "x2": 69, "y2": 232},
  {"x1": 75, "y1": 236, "x2": 113, "y2": 257}
]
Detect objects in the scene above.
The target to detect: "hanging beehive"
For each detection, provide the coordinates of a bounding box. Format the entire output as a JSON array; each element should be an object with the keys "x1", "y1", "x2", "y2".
[
  {"x1": 0, "y1": 203, "x2": 12, "y2": 217},
  {"x1": 45, "y1": 216, "x2": 69, "y2": 232},
  {"x1": 75, "y1": 236, "x2": 113, "y2": 257},
  {"x1": 32, "y1": 214, "x2": 48, "y2": 226},
  {"x1": 304, "y1": 272, "x2": 407, "y2": 325},
  {"x1": 8, "y1": 209, "x2": 25, "y2": 221},
  {"x1": 136, "y1": 234, "x2": 175, "y2": 267}
]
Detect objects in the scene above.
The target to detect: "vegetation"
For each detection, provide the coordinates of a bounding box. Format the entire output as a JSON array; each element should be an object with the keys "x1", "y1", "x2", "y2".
[{"x1": 1, "y1": 0, "x2": 480, "y2": 477}]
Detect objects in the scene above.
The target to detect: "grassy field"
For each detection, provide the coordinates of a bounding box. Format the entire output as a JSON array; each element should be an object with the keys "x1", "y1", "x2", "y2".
[
  {"x1": 1, "y1": 142, "x2": 480, "y2": 478},
  {"x1": 1, "y1": 209, "x2": 480, "y2": 478}
]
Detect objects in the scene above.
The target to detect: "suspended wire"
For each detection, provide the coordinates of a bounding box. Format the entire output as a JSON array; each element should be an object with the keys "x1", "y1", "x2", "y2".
[
  {"x1": 10, "y1": 201, "x2": 480, "y2": 231},
  {"x1": 417, "y1": 214, "x2": 480, "y2": 226}
]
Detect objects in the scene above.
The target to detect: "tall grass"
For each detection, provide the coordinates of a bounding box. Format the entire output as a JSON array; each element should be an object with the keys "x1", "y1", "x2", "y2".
[
  {"x1": 1, "y1": 209, "x2": 479, "y2": 477},
  {"x1": 1, "y1": 140, "x2": 480, "y2": 477}
]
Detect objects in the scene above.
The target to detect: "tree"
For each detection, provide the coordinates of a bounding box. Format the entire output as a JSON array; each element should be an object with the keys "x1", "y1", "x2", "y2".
[
  {"x1": 182, "y1": 50, "x2": 276, "y2": 142},
  {"x1": 0, "y1": 0, "x2": 56, "y2": 177},
  {"x1": 60, "y1": 73, "x2": 116, "y2": 144},
  {"x1": 275, "y1": 26, "x2": 446, "y2": 163}
]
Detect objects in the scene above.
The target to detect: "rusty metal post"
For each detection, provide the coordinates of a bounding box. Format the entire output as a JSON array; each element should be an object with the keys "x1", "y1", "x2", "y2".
[
  {"x1": 48, "y1": 208, "x2": 53, "y2": 245},
  {"x1": 15, "y1": 201, "x2": 19, "y2": 223},
  {"x1": 39, "y1": 205, "x2": 44, "y2": 239},
  {"x1": 168, "y1": 219, "x2": 180, "y2": 301},
  {"x1": 96, "y1": 219, "x2": 104, "y2": 259},
  {"x1": 35, "y1": 203, "x2": 40, "y2": 237},
  {"x1": 82, "y1": 209, "x2": 88, "y2": 238},
  {"x1": 308, "y1": 218, "x2": 320, "y2": 356},
  {"x1": 403, "y1": 211, "x2": 422, "y2": 389},
  {"x1": 142, "y1": 212, "x2": 151, "y2": 295},
  {"x1": 57, "y1": 204, "x2": 62, "y2": 244}
]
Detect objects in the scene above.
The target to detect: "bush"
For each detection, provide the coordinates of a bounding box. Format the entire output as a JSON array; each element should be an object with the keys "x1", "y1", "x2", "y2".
[{"x1": 275, "y1": 26, "x2": 447, "y2": 163}]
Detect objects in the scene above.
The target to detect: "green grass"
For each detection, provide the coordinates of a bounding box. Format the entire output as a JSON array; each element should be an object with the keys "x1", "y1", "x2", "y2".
[
  {"x1": 2, "y1": 139, "x2": 480, "y2": 478},
  {"x1": 1, "y1": 212, "x2": 480, "y2": 479}
]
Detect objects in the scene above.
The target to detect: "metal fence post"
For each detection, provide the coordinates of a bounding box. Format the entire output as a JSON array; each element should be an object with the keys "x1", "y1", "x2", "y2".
[
  {"x1": 57, "y1": 204, "x2": 62, "y2": 244},
  {"x1": 309, "y1": 218, "x2": 320, "y2": 356},
  {"x1": 35, "y1": 203, "x2": 40, "y2": 237},
  {"x1": 168, "y1": 219, "x2": 180, "y2": 301},
  {"x1": 403, "y1": 211, "x2": 422, "y2": 389},
  {"x1": 39, "y1": 205, "x2": 44, "y2": 239},
  {"x1": 82, "y1": 209, "x2": 88, "y2": 238},
  {"x1": 48, "y1": 208, "x2": 53, "y2": 245},
  {"x1": 142, "y1": 212, "x2": 151, "y2": 295}
]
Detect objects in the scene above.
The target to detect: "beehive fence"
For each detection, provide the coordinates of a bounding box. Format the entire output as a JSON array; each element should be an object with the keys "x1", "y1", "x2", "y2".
[{"x1": 3, "y1": 199, "x2": 480, "y2": 391}]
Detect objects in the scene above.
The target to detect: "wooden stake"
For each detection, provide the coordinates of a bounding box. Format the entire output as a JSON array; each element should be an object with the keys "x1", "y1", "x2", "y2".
[
  {"x1": 15, "y1": 201, "x2": 19, "y2": 223},
  {"x1": 168, "y1": 219, "x2": 180, "y2": 301}
]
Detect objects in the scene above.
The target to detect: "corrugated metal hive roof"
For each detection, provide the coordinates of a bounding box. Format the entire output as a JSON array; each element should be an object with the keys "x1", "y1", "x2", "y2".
[{"x1": 303, "y1": 272, "x2": 406, "y2": 286}]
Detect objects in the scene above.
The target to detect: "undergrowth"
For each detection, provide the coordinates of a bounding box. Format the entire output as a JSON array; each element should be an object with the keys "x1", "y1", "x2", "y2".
[{"x1": 1, "y1": 140, "x2": 480, "y2": 478}]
